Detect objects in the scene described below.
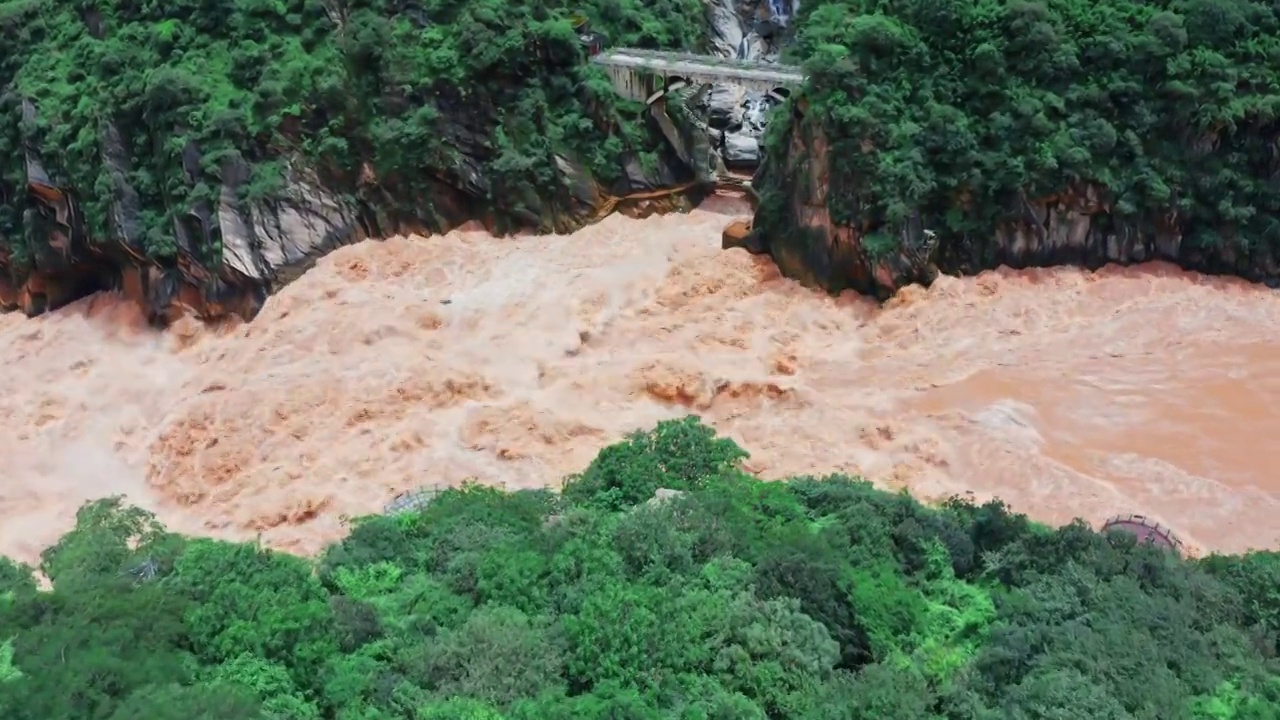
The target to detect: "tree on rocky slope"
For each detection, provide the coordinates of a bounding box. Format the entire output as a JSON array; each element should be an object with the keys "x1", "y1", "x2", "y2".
[
  {"x1": 753, "y1": 0, "x2": 1280, "y2": 295},
  {"x1": 0, "y1": 0, "x2": 707, "y2": 319}
]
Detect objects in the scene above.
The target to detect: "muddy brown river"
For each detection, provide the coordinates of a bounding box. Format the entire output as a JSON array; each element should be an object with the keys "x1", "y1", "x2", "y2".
[{"x1": 2, "y1": 196, "x2": 1276, "y2": 562}]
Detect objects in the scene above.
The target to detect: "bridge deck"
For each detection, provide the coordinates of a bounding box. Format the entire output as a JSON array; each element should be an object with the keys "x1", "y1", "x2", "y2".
[{"x1": 593, "y1": 48, "x2": 805, "y2": 85}]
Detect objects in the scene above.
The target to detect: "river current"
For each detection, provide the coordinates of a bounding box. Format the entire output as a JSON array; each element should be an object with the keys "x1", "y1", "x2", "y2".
[{"x1": 2, "y1": 196, "x2": 1277, "y2": 562}]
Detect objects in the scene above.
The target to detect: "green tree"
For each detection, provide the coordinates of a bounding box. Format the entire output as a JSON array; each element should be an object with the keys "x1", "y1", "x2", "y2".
[{"x1": 562, "y1": 415, "x2": 749, "y2": 510}]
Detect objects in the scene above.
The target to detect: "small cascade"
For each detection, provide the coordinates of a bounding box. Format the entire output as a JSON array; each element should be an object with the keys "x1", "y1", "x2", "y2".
[
  {"x1": 767, "y1": 0, "x2": 789, "y2": 27},
  {"x1": 693, "y1": 0, "x2": 795, "y2": 169}
]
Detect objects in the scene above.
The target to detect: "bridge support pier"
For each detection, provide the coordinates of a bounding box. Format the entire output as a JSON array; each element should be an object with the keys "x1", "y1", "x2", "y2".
[{"x1": 602, "y1": 64, "x2": 650, "y2": 103}]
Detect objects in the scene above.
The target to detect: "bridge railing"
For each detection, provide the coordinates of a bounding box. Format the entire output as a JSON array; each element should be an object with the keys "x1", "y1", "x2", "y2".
[
  {"x1": 1101, "y1": 513, "x2": 1185, "y2": 554},
  {"x1": 595, "y1": 47, "x2": 803, "y2": 72},
  {"x1": 591, "y1": 47, "x2": 805, "y2": 86}
]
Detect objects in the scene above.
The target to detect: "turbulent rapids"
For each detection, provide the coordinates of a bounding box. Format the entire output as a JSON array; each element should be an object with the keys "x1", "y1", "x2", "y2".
[{"x1": 2, "y1": 196, "x2": 1278, "y2": 562}]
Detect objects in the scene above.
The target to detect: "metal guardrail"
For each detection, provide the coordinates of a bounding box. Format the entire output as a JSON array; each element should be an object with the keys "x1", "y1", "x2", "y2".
[
  {"x1": 1101, "y1": 513, "x2": 1185, "y2": 554},
  {"x1": 383, "y1": 486, "x2": 447, "y2": 515}
]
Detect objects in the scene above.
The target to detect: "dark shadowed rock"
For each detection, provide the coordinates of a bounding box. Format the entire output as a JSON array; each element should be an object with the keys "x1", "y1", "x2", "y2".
[
  {"x1": 722, "y1": 132, "x2": 760, "y2": 168},
  {"x1": 618, "y1": 150, "x2": 687, "y2": 193},
  {"x1": 704, "y1": 86, "x2": 747, "y2": 129},
  {"x1": 100, "y1": 120, "x2": 144, "y2": 249}
]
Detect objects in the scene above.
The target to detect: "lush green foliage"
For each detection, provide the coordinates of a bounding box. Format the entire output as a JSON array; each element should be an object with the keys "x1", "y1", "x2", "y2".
[
  {"x1": 2, "y1": 415, "x2": 1278, "y2": 718},
  {"x1": 776, "y1": 0, "x2": 1280, "y2": 258},
  {"x1": 0, "y1": 0, "x2": 702, "y2": 267}
]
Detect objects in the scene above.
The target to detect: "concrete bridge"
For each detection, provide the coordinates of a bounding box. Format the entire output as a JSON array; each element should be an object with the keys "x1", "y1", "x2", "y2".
[{"x1": 591, "y1": 48, "x2": 805, "y2": 105}]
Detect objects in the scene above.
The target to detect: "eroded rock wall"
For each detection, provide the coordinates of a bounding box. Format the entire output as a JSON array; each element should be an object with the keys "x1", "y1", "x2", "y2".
[
  {"x1": 0, "y1": 102, "x2": 706, "y2": 325},
  {"x1": 742, "y1": 105, "x2": 1280, "y2": 298},
  {"x1": 0, "y1": 2, "x2": 712, "y2": 325},
  {"x1": 2, "y1": 146, "x2": 704, "y2": 324}
]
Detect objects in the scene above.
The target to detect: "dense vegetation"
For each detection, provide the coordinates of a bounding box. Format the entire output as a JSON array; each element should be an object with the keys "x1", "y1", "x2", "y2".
[
  {"x1": 760, "y1": 0, "x2": 1280, "y2": 268},
  {"x1": 2, "y1": 416, "x2": 1278, "y2": 719},
  {"x1": 0, "y1": 0, "x2": 702, "y2": 270}
]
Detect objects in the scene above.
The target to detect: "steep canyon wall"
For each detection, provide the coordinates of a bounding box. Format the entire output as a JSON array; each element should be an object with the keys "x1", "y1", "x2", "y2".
[
  {"x1": 744, "y1": 0, "x2": 1280, "y2": 298},
  {"x1": 743, "y1": 106, "x2": 1280, "y2": 299},
  {"x1": 0, "y1": 0, "x2": 724, "y2": 324}
]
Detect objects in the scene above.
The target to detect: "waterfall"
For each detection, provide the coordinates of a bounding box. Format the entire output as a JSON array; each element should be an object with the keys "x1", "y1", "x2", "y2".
[{"x1": 769, "y1": 0, "x2": 789, "y2": 26}]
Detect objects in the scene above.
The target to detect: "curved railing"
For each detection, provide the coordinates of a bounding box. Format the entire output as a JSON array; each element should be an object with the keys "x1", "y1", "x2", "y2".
[
  {"x1": 383, "y1": 486, "x2": 447, "y2": 515},
  {"x1": 1101, "y1": 513, "x2": 1185, "y2": 554}
]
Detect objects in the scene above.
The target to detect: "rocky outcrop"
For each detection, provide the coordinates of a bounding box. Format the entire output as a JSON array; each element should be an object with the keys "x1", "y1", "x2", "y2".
[
  {"x1": 746, "y1": 105, "x2": 1280, "y2": 298},
  {"x1": 2, "y1": 110, "x2": 361, "y2": 322},
  {"x1": 697, "y1": 0, "x2": 797, "y2": 169},
  {"x1": 0, "y1": 0, "x2": 725, "y2": 325},
  {"x1": 0, "y1": 101, "x2": 704, "y2": 325},
  {"x1": 0, "y1": 0, "x2": 801, "y2": 325}
]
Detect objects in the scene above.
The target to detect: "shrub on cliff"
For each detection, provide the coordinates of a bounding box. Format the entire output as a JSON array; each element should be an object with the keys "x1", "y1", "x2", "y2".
[
  {"x1": 760, "y1": 0, "x2": 1280, "y2": 279},
  {"x1": 0, "y1": 0, "x2": 703, "y2": 267},
  {"x1": 1, "y1": 418, "x2": 1279, "y2": 718}
]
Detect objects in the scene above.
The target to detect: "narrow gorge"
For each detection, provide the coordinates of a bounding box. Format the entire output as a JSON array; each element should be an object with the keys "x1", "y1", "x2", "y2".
[
  {"x1": 0, "y1": 0, "x2": 808, "y2": 325},
  {"x1": 3, "y1": 1, "x2": 1280, "y2": 717}
]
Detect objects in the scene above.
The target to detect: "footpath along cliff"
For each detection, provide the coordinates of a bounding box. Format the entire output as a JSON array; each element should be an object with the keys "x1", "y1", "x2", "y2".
[
  {"x1": 736, "y1": 0, "x2": 1280, "y2": 297},
  {"x1": 0, "y1": 0, "x2": 763, "y2": 323}
]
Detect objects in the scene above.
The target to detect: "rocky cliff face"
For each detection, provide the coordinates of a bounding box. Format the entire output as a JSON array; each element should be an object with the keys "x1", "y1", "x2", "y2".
[
  {"x1": 738, "y1": 105, "x2": 1280, "y2": 298},
  {"x1": 1, "y1": 102, "x2": 701, "y2": 324},
  {"x1": 0, "y1": 0, "x2": 803, "y2": 325},
  {"x1": 697, "y1": 0, "x2": 798, "y2": 169},
  {"x1": 0, "y1": 2, "x2": 714, "y2": 325}
]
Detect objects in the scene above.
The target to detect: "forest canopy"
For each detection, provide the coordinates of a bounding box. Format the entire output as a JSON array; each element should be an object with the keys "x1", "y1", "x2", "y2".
[
  {"x1": 774, "y1": 0, "x2": 1280, "y2": 262},
  {"x1": 1, "y1": 416, "x2": 1278, "y2": 719}
]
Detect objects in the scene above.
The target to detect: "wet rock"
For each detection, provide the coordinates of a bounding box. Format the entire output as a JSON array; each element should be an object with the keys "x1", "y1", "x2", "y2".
[
  {"x1": 727, "y1": 215, "x2": 752, "y2": 249},
  {"x1": 0, "y1": 274, "x2": 16, "y2": 310},
  {"x1": 556, "y1": 154, "x2": 604, "y2": 224},
  {"x1": 723, "y1": 132, "x2": 761, "y2": 168},
  {"x1": 707, "y1": 0, "x2": 745, "y2": 58},
  {"x1": 220, "y1": 157, "x2": 364, "y2": 288},
  {"x1": 704, "y1": 86, "x2": 747, "y2": 129},
  {"x1": 617, "y1": 150, "x2": 686, "y2": 194},
  {"x1": 691, "y1": 0, "x2": 791, "y2": 178}
]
